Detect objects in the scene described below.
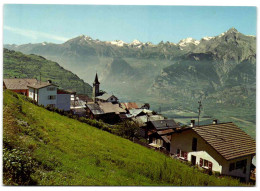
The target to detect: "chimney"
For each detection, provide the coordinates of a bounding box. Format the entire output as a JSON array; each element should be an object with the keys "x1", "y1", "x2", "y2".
[
  {"x1": 190, "y1": 120, "x2": 195, "y2": 127},
  {"x1": 47, "y1": 80, "x2": 52, "y2": 84},
  {"x1": 213, "y1": 119, "x2": 218, "y2": 124}
]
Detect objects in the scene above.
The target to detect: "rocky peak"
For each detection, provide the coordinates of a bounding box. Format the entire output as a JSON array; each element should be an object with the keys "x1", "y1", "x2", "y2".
[
  {"x1": 178, "y1": 37, "x2": 200, "y2": 47},
  {"x1": 130, "y1": 39, "x2": 142, "y2": 45}
]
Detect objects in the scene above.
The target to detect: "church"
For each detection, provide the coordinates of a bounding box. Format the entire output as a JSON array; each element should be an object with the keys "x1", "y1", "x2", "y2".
[{"x1": 92, "y1": 73, "x2": 119, "y2": 104}]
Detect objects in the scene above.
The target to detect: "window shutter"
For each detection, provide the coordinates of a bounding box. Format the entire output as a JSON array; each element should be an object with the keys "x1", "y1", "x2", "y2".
[
  {"x1": 209, "y1": 161, "x2": 213, "y2": 170},
  {"x1": 199, "y1": 158, "x2": 203, "y2": 167},
  {"x1": 184, "y1": 152, "x2": 188, "y2": 160}
]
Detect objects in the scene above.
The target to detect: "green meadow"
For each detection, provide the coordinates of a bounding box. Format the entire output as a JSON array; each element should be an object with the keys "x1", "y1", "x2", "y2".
[{"x1": 3, "y1": 90, "x2": 246, "y2": 186}]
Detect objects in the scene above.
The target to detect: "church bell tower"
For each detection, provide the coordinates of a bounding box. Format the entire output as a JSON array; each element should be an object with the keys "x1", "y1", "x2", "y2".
[{"x1": 92, "y1": 73, "x2": 100, "y2": 101}]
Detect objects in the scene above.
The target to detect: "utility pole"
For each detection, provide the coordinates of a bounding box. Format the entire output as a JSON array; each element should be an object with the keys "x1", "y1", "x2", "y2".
[
  {"x1": 198, "y1": 100, "x2": 202, "y2": 126},
  {"x1": 39, "y1": 72, "x2": 41, "y2": 84}
]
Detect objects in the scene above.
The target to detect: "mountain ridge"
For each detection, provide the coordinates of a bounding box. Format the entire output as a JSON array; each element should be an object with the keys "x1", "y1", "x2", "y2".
[{"x1": 3, "y1": 28, "x2": 256, "y2": 138}]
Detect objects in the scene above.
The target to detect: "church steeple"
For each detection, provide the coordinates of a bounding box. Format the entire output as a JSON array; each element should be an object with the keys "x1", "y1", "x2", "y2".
[
  {"x1": 93, "y1": 73, "x2": 100, "y2": 101},
  {"x1": 94, "y1": 73, "x2": 100, "y2": 85}
]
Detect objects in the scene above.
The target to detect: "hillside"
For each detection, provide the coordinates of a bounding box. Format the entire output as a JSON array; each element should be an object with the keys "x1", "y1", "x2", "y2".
[
  {"x1": 3, "y1": 90, "x2": 245, "y2": 186},
  {"x1": 3, "y1": 49, "x2": 92, "y2": 96},
  {"x1": 3, "y1": 28, "x2": 256, "y2": 138}
]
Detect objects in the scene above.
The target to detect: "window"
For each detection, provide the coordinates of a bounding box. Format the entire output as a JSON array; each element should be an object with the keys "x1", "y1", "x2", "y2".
[
  {"x1": 230, "y1": 160, "x2": 247, "y2": 173},
  {"x1": 229, "y1": 163, "x2": 235, "y2": 171},
  {"x1": 204, "y1": 159, "x2": 209, "y2": 167},
  {"x1": 48, "y1": 95, "x2": 56, "y2": 100},
  {"x1": 181, "y1": 150, "x2": 185, "y2": 158},
  {"x1": 200, "y1": 158, "x2": 213, "y2": 170},
  {"x1": 47, "y1": 87, "x2": 56, "y2": 91},
  {"x1": 178, "y1": 150, "x2": 188, "y2": 160},
  {"x1": 236, "y1": 159, "x2": 247, "y2": 170},
  {"x1": 192, "y1": 138, "x2": 197, "y2": 151}
]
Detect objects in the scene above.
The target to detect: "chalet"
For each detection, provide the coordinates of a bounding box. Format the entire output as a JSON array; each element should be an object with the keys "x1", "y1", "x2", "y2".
[
  {"x1": 3, "y1": 78, "x2": 37, "y2": 96},
  {"x1": 98, "y1": 101, "x2": 126, "y2": 123},
  {"x1": 27, "y1": 80, "x2": 59, "y2": 108},
  {"x1": 95, "y1": 93, "x2": 119, "y2": 104},
  {"x1": 145, "y1": 119, "x2": 180, "y2": 151},
  {"x1": 170, "y1": 120, "x2": 256, "y2": 182},
  {"x1": 98, "y1": 101, "x2": 126, "y2": 115},
  {"x1": 85, "y1": 102, "x2": 104, "y2": 120},
  {"x1": 85, "y1": 101, "x2": 126, "y2": 124}
]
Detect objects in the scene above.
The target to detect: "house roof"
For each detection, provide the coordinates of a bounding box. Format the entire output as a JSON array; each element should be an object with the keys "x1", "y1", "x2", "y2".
[
  {"x1": 157, "y1": 129, "x2": 175, "y2": 135},
  {"x1": 149, "y1": 119, "x2": 180, "y2": 130},
  {"x1": 27, "y1": 81, "x2": 59, "y2": 89},
  {"x1": 129, "y1": 109, "x2": 146, "y2": 117},
  {"x1": 121, "y1": 102, "x2": 139, "y2": 110},
  {"x1": 4, "y1": 78, "x2": 38, "y2": 90},
  {"x1": 132, "y1": 115, "x2": 165, "y2": 126},
  {"x1": 98, "y1": 101, "x2": 126, "y2": 114},
  {"x1": 86, "y1": 103, "x2": 104, "y2": 115},
  {"x1": 96, "y1": 93, "x2": 118, "y2": 101},
  {"x1": 76, "y1": 94, "x2": 93, "y2": 102},
  {"x1": 192, "y1": 122, "x2": 256, "y2": 160}
]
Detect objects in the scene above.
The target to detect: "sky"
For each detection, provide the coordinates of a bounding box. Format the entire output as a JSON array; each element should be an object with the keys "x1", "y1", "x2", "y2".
[{"x1": 3, "y1": 5, "x2": 257, "y2": 45}]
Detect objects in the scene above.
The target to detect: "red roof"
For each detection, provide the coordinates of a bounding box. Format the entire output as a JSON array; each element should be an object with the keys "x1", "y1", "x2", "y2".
[{"x1": 121, "y1": 102, "x2": 139, "y2": 110}]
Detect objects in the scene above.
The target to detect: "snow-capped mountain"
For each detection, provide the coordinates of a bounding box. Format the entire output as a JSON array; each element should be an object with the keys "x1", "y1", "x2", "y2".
[
  {"x1": 177, "y1": 37, "x2": 200, "y2": 47},
  {"x1": 107, "y1": 40, "x2": 126, "y2": 47}
]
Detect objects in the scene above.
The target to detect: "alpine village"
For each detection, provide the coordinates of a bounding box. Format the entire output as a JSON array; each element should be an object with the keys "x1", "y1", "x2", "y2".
[{"x1": 3, "y1": 70, "x2": 256, "y2": 186}]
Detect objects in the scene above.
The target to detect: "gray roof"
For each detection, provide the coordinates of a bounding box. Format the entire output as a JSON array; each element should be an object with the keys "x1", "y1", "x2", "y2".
[
  {"x1": 96, "y1": 93, "x2": 118, "y2": 101},
  {"x1": 4, "y1": 78, "x2": 38, "y2": 90},
  {"x1": 27, "y1": 81, "x2": 58, "y2": 89},
  {"x1": 132, "y1": 115, "x2": 165, "y2": 126},
  {"x1": 129, "y1": 109, "x2": 145, "y2": 117},
  {"x1": 98, "y1": 102, "x2": 126, "y2": 114},
  {"x1": 149, "y1": 119, "x2": 179, "y2": 130},
  {"x1": 86, "y1": 103, "x2": 104, "y2": 115}
]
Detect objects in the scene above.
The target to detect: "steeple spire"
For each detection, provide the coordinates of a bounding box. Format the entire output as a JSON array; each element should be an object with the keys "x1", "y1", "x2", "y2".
[
  {"x1": 93, "y1": 72, "x2": 100, "y2": 101},
  {"x1": 94, "y1": 72, "x2": 100, "y2": 84}
]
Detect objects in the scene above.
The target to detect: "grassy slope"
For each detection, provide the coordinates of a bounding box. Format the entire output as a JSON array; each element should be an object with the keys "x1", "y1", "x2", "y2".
[
  {"x1": 3, "y1": 90, "x2": 245, "y2": 186},
  {"x1": 3, "y1": 49, "x2": 92, "y2": 96}
]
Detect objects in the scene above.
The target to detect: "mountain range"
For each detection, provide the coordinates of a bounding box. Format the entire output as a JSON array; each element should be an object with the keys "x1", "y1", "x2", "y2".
[{"x1": 4, "y1": 27, "x2": 256, "y2": 138}]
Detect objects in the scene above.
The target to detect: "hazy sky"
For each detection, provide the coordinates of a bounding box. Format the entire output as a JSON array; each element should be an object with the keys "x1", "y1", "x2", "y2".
[{"x1": 3, "y1": 5, "x2": 256, "y2": 44}]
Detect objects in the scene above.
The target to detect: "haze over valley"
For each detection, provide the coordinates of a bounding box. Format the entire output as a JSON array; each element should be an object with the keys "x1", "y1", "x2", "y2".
[{"x1": 4, "y1": 27, "x2": 256, "y2": 138}]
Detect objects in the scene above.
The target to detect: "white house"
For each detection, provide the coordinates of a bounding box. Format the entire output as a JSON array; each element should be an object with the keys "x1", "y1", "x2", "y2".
[
  {"x1": 170, "y1": 120, "x2": 256, "y2": 182},
  {"x1": 28, "y1": 80, "x2": 59, "y2": 108},
  {"x1": 57, "y1": 89, "x2": 75, "y2": 111}
]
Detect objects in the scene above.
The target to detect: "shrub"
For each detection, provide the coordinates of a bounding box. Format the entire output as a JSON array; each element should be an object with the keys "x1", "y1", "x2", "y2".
[
  {"x1": 112, "y1": 121, "x2": 140, "y2": 140},
  {"x1": 3, "y1": 148, "x2": 37, "y2": 185}
]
